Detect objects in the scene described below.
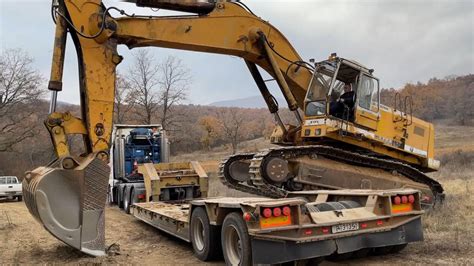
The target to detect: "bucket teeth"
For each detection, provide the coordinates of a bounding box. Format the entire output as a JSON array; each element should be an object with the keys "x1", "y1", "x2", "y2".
[{"x1": 22, "y1": 155, "x2": 109, "y2": 256}]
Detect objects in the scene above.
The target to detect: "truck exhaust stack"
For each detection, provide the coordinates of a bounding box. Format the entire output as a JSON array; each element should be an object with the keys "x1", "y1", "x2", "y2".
[{"x1": 22, "y1": 155, "x2": 109, "y2": 256}]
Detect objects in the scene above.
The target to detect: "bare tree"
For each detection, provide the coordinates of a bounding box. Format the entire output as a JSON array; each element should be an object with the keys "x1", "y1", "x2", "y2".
[
  {"x1": 114, "y1": 73, "x2": 134, "y2": 124},
  {"x1": 158, "y1": 56, "x2": 190, "y2": 130},
  {"x1": 127, "y1": 50, "x2": 161, "y2": 124},
  {"x1": 0, "y1": 49, "x2": 45, "y2": 151},
  {"x1": 217, "y1": 108, "x2": 246, "y2": 154}
]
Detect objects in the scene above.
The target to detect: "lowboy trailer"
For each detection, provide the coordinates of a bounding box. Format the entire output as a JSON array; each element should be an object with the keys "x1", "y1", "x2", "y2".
[{"x1": 131, "y1": 181, "x2": 424, "y2": 265}]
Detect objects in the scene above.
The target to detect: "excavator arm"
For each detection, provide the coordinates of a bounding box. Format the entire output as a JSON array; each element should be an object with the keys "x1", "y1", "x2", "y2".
[{"x1": 23, "y1": 0, "x2": 314, "y2": 256}]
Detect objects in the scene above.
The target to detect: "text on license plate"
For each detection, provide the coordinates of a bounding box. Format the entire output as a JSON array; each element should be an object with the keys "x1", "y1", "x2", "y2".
[{"x1": 332, "y1": 222, "x2": 359, "y2": 233}]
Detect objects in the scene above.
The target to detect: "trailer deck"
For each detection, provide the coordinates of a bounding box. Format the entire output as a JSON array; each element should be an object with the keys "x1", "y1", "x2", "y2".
[{"x1": 131, "y1": 189, "x2": 424, "y2": 265}]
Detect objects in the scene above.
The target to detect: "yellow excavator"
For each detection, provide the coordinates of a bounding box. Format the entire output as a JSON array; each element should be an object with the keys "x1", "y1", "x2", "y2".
[{"x1": 23, "y1": 0, "x2": 443, "y2": 256}]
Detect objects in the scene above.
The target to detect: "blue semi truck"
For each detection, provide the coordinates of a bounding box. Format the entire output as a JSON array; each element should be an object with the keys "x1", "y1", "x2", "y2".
[{"x1": 108, "y1": 124, "x2": 170, "y2": 213}]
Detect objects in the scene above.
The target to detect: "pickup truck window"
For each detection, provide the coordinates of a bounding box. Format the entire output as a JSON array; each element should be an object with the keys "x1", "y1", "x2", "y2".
[
  {"x1": 0, "y1": 178, "x2": 5, "y2": 184},
  {"x1": 8, "y1": 177, "x2": 17, "y2": 184}
]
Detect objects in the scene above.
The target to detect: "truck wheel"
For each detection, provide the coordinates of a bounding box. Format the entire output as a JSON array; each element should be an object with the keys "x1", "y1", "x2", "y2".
[
  {"x1": 190, "y1": 207, "x2": 221, "y2": 261},
  {"x1": 123, "y1": 187, "x2": 131, "y2": 214},
  {"x1": 17, "y1": 196, "x2": 23, "y2": 202},
  {"x1": 221, "y1": 212, "x2": 252, "y2": 266},
  {"x1": 129, "y1": 188, "x2": 136, "y2": 213},
  {"x1": 118, "y1": 188, "x2": 125, "y2": 209}
]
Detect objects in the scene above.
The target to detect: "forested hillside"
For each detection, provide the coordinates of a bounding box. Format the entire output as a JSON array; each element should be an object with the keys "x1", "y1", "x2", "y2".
[
  {"x1": 381, "y1": 75, "x2": 474, "y2": 125},
  {"x1": 1, "y1": 49, "x2": 472, "y2": 177}
]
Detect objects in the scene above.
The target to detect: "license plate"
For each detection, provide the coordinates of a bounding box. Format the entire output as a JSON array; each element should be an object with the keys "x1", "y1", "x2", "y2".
[{"x1": 332, "y1": 222, "x2": 359, "y2": 233}]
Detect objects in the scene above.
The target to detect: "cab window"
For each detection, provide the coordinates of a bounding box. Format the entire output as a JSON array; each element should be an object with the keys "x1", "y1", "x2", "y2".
[
  {"x1": 358, "y1": 75, "x2": 379, "y2": 112},
  {"x1": 0, "y1": 178, "x2": 5, "y2": 184}
]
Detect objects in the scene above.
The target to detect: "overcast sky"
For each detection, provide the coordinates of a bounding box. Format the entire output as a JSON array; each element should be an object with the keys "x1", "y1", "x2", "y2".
[{"x1": 1, "y1": 0, "x2": 473, "y2": 105}]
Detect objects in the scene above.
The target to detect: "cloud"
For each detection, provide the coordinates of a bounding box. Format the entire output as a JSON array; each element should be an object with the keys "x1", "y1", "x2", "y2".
[{"x1": 1, "y1": 0, "x2": 472, "y2": 106}]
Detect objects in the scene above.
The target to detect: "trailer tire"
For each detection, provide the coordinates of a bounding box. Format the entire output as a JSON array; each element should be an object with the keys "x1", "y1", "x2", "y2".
[
  {"x1": 221, "y1": 212, "x2": 252, "y2": 266},
  {"x1": 190, "y1": 207, "x2": 221, "y2": 261},
  {"x1": 123, "y1": 187, "x2": 131, "y2": 214},
  {"x1": 17, "y1": 196, "x2": 22, "y2": 202}
]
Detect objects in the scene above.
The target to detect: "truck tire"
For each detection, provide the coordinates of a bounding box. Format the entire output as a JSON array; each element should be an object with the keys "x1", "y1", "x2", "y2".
[
  {"x1": 129, "y1": 188, "x2": 136, "y2": 213},
  {"x1": 118, "y1": 187, "x2": 125, "y2": 209},
  {"x1": 221, "y1": 212, "x2": 252, "y2": 266},
  {"x1": 17, "y1": 196, "x2": 23, "y2": 202},
  {"x1": 123, "y1": 187, "x2": 131, "y2": 214},
  {"x1": 190, "y1": 207, "x2": 221, "y2": 261}
]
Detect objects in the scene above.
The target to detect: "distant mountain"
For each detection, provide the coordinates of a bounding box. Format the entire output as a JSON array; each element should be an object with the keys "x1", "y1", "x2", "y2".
[{"x1": 209, "y1": 95, "x2": 285, "y2": 108}]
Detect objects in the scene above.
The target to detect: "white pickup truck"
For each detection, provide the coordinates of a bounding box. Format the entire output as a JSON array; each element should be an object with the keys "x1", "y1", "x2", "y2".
[{"x1": 0, "y1": 176, "x2": 22, "y2": 201}]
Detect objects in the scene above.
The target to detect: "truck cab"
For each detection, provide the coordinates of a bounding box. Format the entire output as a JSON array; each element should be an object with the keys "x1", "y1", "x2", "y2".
[
  {"x1": 0, "y1": 176, "x2": 22, "y2": 201},
  {"x1": 108, "y1": 125, "x2": 170, "y2": 213}
]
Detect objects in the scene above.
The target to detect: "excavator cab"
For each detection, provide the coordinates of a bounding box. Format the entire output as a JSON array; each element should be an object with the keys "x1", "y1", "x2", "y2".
[{"x1": 304, "y1": 54, "x2": 379, "y2": 125}]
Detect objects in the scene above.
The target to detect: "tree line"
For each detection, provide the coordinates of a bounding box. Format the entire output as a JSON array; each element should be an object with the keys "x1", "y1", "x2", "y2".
[
  {"x1": 380, "y1": 75, "x2": 474, "y2": 125},
  {"x1": 0, "y1": 48, "x2": 472, "y2": 176}
]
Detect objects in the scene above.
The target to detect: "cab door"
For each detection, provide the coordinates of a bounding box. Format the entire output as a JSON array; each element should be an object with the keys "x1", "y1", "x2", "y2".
[{"x1": 354, "y1": 74, "x2": 380, "y2": 130}]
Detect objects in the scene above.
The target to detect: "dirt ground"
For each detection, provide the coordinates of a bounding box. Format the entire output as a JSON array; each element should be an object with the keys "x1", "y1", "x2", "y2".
[
  {"x1": 1, "y1": 179, "x2": 473, "y2": 265},
  {"x1": 1, "y1": 124, "x2": 473, "y2": 264}
]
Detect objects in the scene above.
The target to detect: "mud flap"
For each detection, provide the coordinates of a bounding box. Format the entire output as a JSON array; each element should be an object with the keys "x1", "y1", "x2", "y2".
[
  {"x1": 22, "y1": 155, "x2": 109, "y2": 256},
  {"x1": 334, "y1": 218, "x2": 423, "y2": 254}
]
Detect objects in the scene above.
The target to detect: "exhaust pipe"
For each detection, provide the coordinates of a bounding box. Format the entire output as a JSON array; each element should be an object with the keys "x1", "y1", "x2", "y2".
[{"x1": 123, "y1": 0, "x2": 217, "y2": 14}]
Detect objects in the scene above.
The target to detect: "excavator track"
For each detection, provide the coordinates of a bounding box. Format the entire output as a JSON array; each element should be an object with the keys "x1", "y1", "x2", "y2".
[
  {"x1": 219, "y1": 153, "x2": 279, "y2": 198},
  {"x1": 219, "y1": 145, "x2": 444, "y2": 207}
]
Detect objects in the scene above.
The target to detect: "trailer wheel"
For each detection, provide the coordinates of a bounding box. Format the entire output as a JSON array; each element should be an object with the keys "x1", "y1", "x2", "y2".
[
  {"x1": 221, "y1": 212, "x2": 252, "y2": 266},
  {"x1": 190, "y1": 207, "x2": 221, "y2": 261},
  {"x1": 123, "y1": 187, "x2": 131, "y2": 214},
  {"x1": 17, "y1": 196, "x2": 22, "y2": 202}
]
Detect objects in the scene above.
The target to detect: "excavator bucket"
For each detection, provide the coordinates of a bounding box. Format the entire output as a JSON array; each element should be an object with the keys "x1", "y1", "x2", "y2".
[{"x1": 22, "y1": 155, "x2": 109, "y2": 256}]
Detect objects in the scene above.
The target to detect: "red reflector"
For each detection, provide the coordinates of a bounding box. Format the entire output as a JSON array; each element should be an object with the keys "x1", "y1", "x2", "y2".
[
  {"x1": 408, "y1": 195, "x2": 415, "y2": 204},
  {"x1": 393, "y1": 196, "x2": 401, "y2": 205},
  {"x1": 401, "y1": 195, "x2": 408, "y2": 204},
  {"x1": 304, "y1": 229, "x2": 313, "y2": 235},
  {"x1": 262, "y1": 208, "x2": 272, "y2": 218},
  {"x1": 376, "y1": 220, "x2": 383, "y2": 226},
  {"x1": 137, "y1": 194, "x2": 145, "y2": 199},
  {"x1": 322, "y1": 227, "x2": 330, "y2": 234},
  {"x1": 273, "y1": 207, "x2": 282, "y2": 217},
  {"x1": 282, "y1": 206, "x2": 291, "y2": 216},
  {"x1": 361, "y1": 223, "x2": 368, "y2": 229},
  {"x1": 243, "y1": 212, "x2": 252, "y2": 222}
]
